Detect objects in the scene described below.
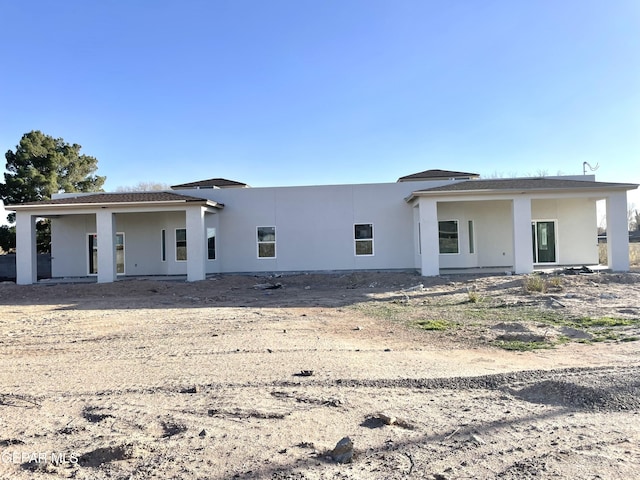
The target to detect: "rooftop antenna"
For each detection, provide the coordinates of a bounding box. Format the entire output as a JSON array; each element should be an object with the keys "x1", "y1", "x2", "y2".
[{"x1": 583, "y1": 161, "x2": 599, "y2": 175}]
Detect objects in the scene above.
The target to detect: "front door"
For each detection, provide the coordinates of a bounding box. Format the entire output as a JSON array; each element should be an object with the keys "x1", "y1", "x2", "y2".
[
  {"x1": 88, "y1": 233, "x2": 125, "y2": 274},
  {"x1": 531, "y1": 221, "x2": 556, "y2": 263}
]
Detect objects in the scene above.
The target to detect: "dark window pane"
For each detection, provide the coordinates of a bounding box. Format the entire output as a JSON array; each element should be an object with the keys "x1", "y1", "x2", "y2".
[
  {"x1": 257, "y1": 227, "x2": 276, "y2": 242},
  {"x1": 439, "y1": 221, "x2": 459, "y2": 254},
  {"x1": 176, "y1": 228, "x2": 187, "y2": 261},
  {"x1": 258, "y1": 243, "x2": 275, "y2": 258},
  {"x1": 355, "y1": 240, "x2": 373, "y2": 255},
  {"x1": 207, "y1": 228, "x2": 216, "y2": 260},
  {"x1": 207, "y1": 236, "x2": 216, "y2": 260},
  {"x1": 354, "y1": 224, "x2": 373, "y2": 240}
]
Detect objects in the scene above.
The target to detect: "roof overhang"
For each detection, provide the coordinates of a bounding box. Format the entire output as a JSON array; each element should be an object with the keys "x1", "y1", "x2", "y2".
[
  {"x1": 9, "y1": 199, "x2": 222, "y2": 212},
  {"x1": 7, "y1": 192, "x2": 224, "y2": 215},
  {"x1": 405, "y1": 182, "x2": 638, "y2": 203}
]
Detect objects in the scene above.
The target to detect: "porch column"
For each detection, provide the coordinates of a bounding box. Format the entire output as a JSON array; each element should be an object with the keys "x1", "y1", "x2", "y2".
[
  {"x1": 16, "y1": 212, "x2": 37, "y2": 285},
  {"x1": 418, "y1": 198, "x2": 440, "y2": 276},
  {"x1": 96, "y1": 210, "x2": 117, "y2": 283},
  {"x1": 186, "y1": 206, "x2": 206, "y2": 282},
  {"x1": 606, "y1": 192, "x2": 630, "y2": 271},
  {"x1": 512, "y1": 197, "x2": 534, "y2": 274}
]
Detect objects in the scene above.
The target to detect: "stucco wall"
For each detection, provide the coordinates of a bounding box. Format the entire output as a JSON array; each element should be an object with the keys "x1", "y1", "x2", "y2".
[
  {"x1": 115, "y1": 211, "x2": 186, "y2": 276},
  {"x1": 206, "y1": 182, "x2": 421, "y2": 273},
  {"x1": 532, "y1": 198, "x2": 598, "y2": 265},
  {"x1": 436, "y1": 200, "x2": 514, "y2": 269},
  {"x1": 50, "y1": 180, "x2": 445, "y2": 277},
  {"x1": 47, "y1": 181, "x2": 602, "y2": 278},
  {"x1": 432, "y1": 198, "x2": 599, "y2": 269},
  {"x1": 51, "y1": 211, "x2": 219, "y2": 277},
  {"x1": 51, "y1": 214, "x2": 96, "y2": 277}
]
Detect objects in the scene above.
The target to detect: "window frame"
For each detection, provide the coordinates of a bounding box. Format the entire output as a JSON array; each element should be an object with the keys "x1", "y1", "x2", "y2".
[
  {"x1": 468, "y1": 220, "x2": 475, "y2": 254},
  {"x1": 207, "y1": 227, "x2": 216, "y2": 261},
  {"x1": 87, "y1": 232, "x2": 125, "y2": 275},
  {"x1": 175, "y1": 228, "x2": 187, "y2": 262},
  {"x1": 354, "y1": 223, "x2": 374, "y2": 256},
  {"x1": 438, "y1": 220, "x2": 460, "y2": 255},
  {"x1": 115, "y1": 232, "x2": 125, "y2": 274},
  {"x1": 531, "y1": 219, "x2": 558, "y2": 264},
  {"x1": 257, "y1": 226, "x2": 276, "y2": 259},
  {"x1": 161, "y1": 229, "x2": 167, "y2": 262}
]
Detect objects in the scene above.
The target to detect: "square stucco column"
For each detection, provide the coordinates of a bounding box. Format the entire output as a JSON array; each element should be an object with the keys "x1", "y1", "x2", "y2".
[
  {"x1": 186, "y1": 206, "x2": 206, "y2": 282},
  {"x1": 16, "y1": 212, "x2": 37, "y2": 285},
  {"x1": 512, "y1": 197, "x2": 534, "y2": 274},
  {"x1": 606, "y1": 192, "x2": 630, "y2": 271},
  {"x1": 96, "y1": 210, "x2": 117, "y2": 283},
  {"x1": 418, "y1": 198, "x2": 440, "y2": 276}
]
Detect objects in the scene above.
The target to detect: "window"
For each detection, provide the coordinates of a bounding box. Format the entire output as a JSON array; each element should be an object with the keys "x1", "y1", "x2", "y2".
[
  {"x1": 438, "y1": 220, "x2": 459, "y2": 254},
  {"x1": 116, "y1": 234, "x2": 125, "y2": 274},
  {"x1": 161, "y1": 229, "x2": 166, "y2": 262},
  {"x1": 88, "y1": 234, "x2": 97, "y2": 274},
  {"x1": 257, "y1": 226, "x2": 276, "y2": 258},
  {"x1": 87, "y1": 233, "x2": 125, "y2": 274},
  {"x1": 354, "y1": 224, "x2": 373, "y2": 255},
  {"x1": 176, "y1": 228, "x2": 187, "y2": 261},
  {"x1": 207, "y1": 227, "x2": 216, "y2": 260},
  {"x1": 468, "y1": 220, "x2": 475, "y2": 254}
]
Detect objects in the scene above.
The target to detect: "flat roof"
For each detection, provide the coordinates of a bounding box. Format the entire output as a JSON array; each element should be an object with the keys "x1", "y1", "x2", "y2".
[
  {"x1": 171, "y1": 178, "x2": 248, "y2": 189},
  {"x1": 397, "y1": 169, "x2": 480, "y2": 182}
]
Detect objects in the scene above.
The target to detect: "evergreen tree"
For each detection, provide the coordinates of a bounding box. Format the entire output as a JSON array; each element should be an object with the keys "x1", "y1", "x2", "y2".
[{"x1": 0, "y1": 131, "x2": 106, "y2": 251}]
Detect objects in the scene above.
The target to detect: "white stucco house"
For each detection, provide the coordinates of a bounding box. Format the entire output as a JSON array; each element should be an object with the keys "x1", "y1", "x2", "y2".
[{"x1": 8, "y1": 169, "x2": 638, "y2": 285}]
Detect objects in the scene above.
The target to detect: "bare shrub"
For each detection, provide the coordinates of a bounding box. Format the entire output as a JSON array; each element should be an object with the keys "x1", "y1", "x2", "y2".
[{"x1": 523, "y1": 275, "x2": 547, "y2": 293}]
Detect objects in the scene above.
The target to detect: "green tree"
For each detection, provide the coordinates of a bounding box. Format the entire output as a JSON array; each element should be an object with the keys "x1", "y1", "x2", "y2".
[
  {"x1": 1, "y1": 130, "x2": 106, "y2": 208},
  {"x1": 0, "y1": 131, "x2": 106, "y2": 252},
  {"x1": 0, "y1": 225, "x2": 16, "y2": 253}
]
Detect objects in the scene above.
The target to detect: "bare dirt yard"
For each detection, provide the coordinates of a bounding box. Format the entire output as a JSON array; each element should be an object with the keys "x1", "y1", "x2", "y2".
[{"x1": 0, "y1": 269, "x2": 639, "y2": 479}]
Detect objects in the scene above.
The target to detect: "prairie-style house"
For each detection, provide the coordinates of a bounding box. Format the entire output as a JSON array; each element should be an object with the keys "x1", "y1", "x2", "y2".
[{"x1": 8, "y1": 169, "x2": 638, "y2": 285}]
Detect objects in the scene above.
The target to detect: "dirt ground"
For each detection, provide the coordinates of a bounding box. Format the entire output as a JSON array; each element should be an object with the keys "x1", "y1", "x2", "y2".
[{"x1": 0, "y1": 270, "x2": 639, "y2": 479}]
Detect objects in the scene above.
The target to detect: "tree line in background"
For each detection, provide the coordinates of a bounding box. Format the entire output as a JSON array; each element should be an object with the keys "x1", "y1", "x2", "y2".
[{"x1": 631, "y1": 209, "x2": 640, "y2": 232}]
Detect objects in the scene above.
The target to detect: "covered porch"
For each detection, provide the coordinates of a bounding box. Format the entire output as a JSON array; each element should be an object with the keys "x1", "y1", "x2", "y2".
[
  {"x1": 11, "y1": 192, "x2": 223, "y2": 285},
  {"x1": 408, "y1": 179, "x2": 634, "y2": 276}
]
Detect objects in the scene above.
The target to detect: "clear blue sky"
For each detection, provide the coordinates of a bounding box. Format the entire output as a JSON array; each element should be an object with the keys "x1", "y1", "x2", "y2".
[{"x1": 1, "y1": 0, "x2": 638, "y2": 209}]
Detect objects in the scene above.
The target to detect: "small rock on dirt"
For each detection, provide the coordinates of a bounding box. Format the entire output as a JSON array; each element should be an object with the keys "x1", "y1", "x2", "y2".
[
  {"x1": 330, "y1": 436, "x2": 353, "y2": 463},
  {"x1": 377, "y1": 413, "x2": 396, "y2": 425}
]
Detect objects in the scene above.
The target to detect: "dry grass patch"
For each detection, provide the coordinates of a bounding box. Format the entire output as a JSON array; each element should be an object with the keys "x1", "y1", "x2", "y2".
[{"x1": 599, "y1": 242, "x2": 640, "y2": 266}]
